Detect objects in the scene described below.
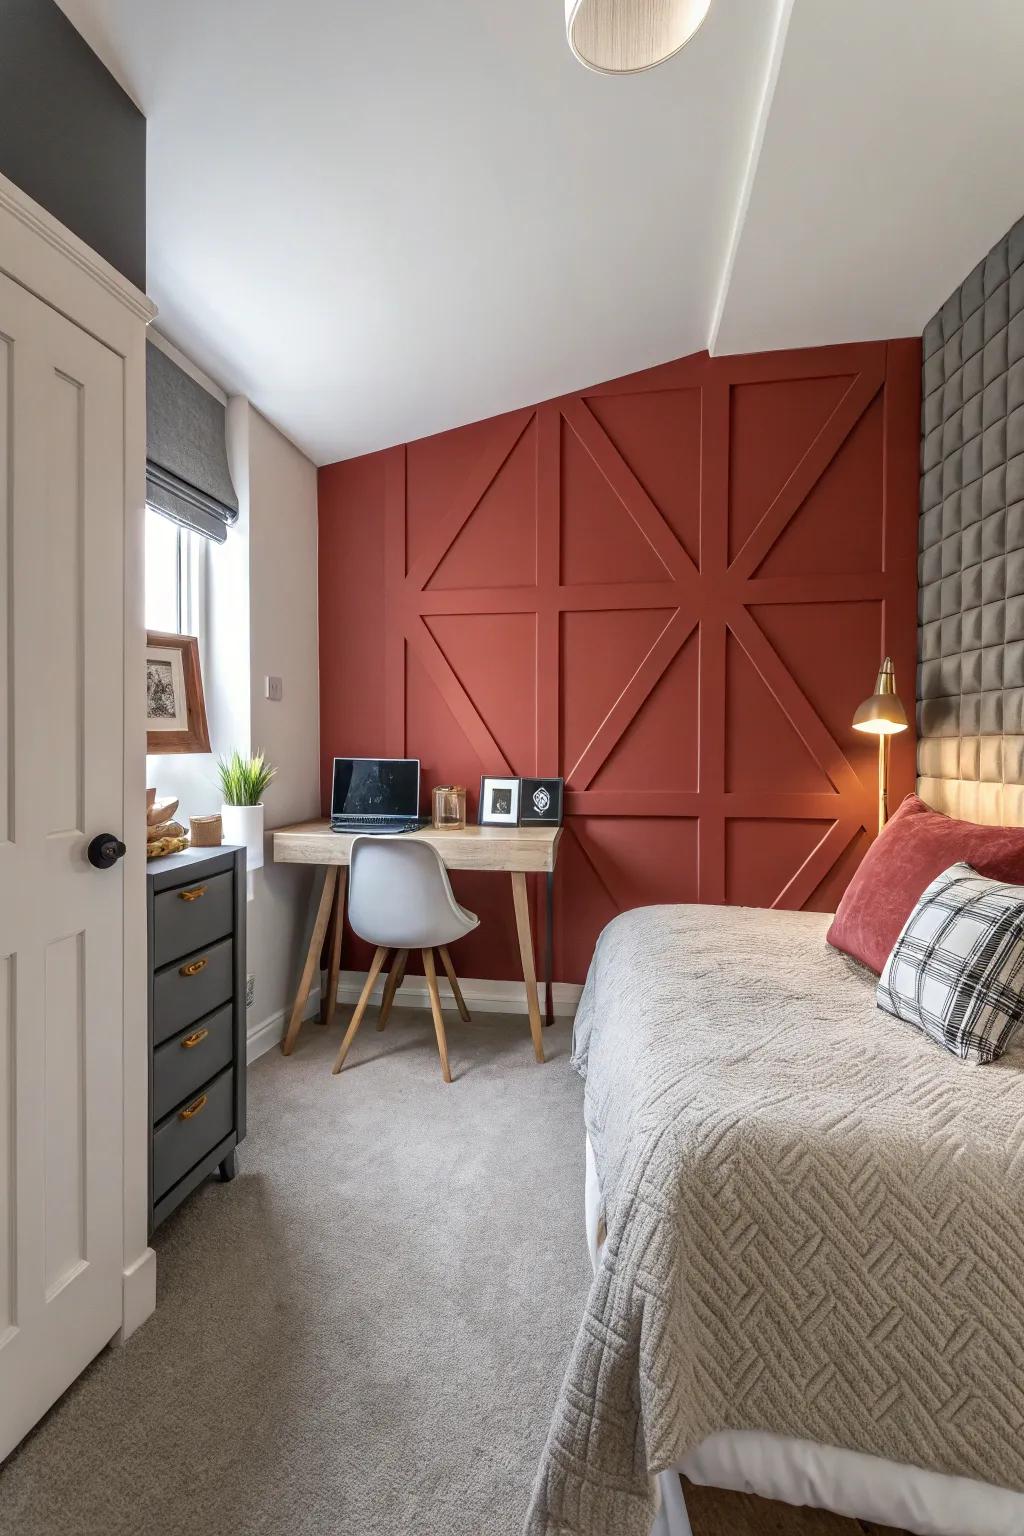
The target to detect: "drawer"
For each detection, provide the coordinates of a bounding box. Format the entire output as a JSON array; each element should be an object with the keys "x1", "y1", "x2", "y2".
[
  {"x1": 153, "y1": 937, "x2": 233, "y2": 1047},
  {"x1": 153, "y1": 1066, "x2": 234, "y2": 1203},
  {"x1": 153, "y1": 1003, "x2": 234, "y2": 1123},
  {"x1": 153, "y1": 870, "x2": 234, "y2": 968}
]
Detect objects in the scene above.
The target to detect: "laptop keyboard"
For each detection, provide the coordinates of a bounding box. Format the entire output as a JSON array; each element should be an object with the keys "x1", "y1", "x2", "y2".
[{"x1": 330, "y1": 816, "x2": 421, "y2": 835}]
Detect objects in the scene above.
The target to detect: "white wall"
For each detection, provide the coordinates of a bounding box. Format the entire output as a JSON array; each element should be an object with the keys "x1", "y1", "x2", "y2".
[
  {"x1": 145, "y1": 337, "x2": 319, "y2": 1052},
  {"x1": 245, "y1": 406, "x2": 320, "y2": 1034}
]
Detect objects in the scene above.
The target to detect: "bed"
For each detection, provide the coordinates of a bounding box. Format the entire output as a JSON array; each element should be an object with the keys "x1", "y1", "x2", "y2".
[{"x1": 526, "y1": 904, "x2": 1024, "y2": 1536}]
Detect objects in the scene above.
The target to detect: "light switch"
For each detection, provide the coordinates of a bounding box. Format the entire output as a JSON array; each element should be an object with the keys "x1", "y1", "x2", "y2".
[{"x1": 265, "y1": 675, "x2": 283, "y2": 701}]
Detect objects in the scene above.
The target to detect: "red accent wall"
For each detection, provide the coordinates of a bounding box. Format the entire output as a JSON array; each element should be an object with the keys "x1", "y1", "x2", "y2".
[{"x1": 318, "y1": 342, "x2": 921, "y2": 982}]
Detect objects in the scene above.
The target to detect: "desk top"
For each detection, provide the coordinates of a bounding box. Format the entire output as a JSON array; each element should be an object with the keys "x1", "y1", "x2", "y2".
[{"x1": 272, "y1": 820, "x2": 562, "y2": 873}]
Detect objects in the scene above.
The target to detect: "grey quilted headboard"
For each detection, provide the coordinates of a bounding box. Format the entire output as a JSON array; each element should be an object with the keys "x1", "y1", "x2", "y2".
[{"x1": 918, "y1": 214, "x2": 1024, "y2": 825}]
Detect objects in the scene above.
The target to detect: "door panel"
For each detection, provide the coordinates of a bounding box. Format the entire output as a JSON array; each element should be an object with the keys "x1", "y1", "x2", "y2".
[{"x1": 0, "y1": 269, "x2": 125, "y2": 1458}]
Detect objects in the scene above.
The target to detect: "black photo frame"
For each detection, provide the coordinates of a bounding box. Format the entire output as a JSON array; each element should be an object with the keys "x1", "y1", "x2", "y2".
[{"x1": 518, "y1": 776, "x2": 563, "y2": 826}]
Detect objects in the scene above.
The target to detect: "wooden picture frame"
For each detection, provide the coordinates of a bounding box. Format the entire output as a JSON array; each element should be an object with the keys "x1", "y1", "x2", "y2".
[{"x1": 145, "y1": 631, "x2": 211, "y2": 754}]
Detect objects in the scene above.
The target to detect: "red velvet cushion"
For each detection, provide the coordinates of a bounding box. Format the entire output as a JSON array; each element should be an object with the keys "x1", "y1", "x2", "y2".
[{"x1": 826, "y1": 794, "x2": 1024, "y2": 974}]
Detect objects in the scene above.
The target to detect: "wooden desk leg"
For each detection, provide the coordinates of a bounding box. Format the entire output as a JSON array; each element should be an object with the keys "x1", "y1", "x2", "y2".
[
  {"x1": 281, "y1": 866, "x2": 338, "y2": 1056},
  {"x1": 321, "y1": 868, "x2": 346, "y2": 1031},
  {"x1": 545, "y1": 869, "x2": 554, "y2": 1026},
  {"x1": 511, "y1": 871, "x2": 545, "y2": 1064},
  {"x1": 318, "y1": 878, "x2": 338, "y2": 1024}
]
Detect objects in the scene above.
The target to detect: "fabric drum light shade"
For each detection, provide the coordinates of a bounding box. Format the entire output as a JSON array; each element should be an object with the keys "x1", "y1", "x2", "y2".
[
  {"x1": 146, "y1": 342, "x2": 238, "y2": 542},
  {"x1": 565, "y1": 0, "x2": 713, "y2": 74}
]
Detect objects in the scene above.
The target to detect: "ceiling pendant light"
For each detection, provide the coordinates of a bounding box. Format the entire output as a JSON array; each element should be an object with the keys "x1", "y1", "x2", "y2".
[{"x1": 565, "y1": 0, "x2": 714, "y2": 74}]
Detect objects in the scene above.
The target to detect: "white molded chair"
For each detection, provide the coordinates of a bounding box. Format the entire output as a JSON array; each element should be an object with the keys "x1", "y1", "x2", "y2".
[{"x1": 331, "y1": 836, "x2": 479, "y2": 1082}]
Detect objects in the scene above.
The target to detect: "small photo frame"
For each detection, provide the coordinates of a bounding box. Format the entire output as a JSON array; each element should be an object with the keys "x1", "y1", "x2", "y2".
[
  {"x1": 146, "y1": 631, "x2": 211, "y2": 754},
  {"x1": 519, "y1": 776, "x2": 564, "y2": 826},
  {"x1": 478, "y1": 775, "x2": 521, "y2": 826}
]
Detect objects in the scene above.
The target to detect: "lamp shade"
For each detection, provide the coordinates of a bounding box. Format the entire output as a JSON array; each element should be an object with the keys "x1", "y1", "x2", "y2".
[
  {"x1": 565, "y1": 0, "x2": 713, "y2": 74},
  {"x1": 852, "y1": 657, "x2": 908, "y2": 736}
]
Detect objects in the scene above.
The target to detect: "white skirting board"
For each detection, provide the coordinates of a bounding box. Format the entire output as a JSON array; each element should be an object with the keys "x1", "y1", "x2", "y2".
[
  {"x1": 246, "y1": 974, "x2": 582, "y2": 1064},
  {"x1": 246, "y1": 986, "x2": 321, "y2": 1064},
  {"x1": 336, "y1": 969, "x2": 583, "y2": 1018}
]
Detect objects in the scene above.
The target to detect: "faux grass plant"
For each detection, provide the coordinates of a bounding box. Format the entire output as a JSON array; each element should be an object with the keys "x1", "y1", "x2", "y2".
[{"x1": 217, "y1": 749, "x2": 276, "y2": 806}]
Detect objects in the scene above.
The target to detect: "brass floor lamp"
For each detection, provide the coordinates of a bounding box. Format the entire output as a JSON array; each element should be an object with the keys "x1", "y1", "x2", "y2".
[{"x1": 852, "y1": 657, "x2": 908, "y2": 835}]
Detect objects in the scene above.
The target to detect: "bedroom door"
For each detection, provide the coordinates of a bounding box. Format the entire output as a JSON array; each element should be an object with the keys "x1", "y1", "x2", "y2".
[{"x1": 0, "y1": 267, "x2": 127, "y2": 1460}]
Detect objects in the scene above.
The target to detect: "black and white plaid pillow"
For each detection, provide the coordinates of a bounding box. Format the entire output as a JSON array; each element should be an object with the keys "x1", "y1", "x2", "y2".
[{"x1": 877, "y1": 861, "x2": 1024, "y2": 1064}]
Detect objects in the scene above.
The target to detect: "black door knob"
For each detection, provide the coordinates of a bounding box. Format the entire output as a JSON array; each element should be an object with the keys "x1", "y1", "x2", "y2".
[{"x1": 88, "y1": 833, "x2": 127, "y2": 870}]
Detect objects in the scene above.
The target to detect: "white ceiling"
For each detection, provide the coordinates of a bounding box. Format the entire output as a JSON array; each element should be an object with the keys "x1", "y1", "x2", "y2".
[
  {"x1": 712, "y1": 0, "x2": 1024, "y2": 355},
  {"x1": 55, "y1": 0, "x2": 1024, "y2": 465}
]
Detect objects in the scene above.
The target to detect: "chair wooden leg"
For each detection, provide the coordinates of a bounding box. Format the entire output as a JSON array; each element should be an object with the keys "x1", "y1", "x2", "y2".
[
  {"x1": 438, "y1": 945, "x2": 470, "y2": 1021},
  {"x1": 331, "y1": 946, "x2": 388, "y2": 1074},
  {"x1": 376, "y1": 948, "x2": 408, "y2": 1031},
  {"x1": 422, "y1": 949, "x2": 452, "y2": 1084}
]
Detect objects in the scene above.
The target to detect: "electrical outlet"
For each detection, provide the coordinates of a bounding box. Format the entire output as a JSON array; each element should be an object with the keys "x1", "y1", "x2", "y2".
[
  {"x1": 265, "y1": 674, "x2": 283, "y2": 702},
  {"x1": 246, "y1": 974, "x2": 255, "y2": 1009}
]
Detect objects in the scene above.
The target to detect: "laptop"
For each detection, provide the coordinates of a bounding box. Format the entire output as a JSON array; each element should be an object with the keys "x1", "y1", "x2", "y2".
[{"x1": 330, "y1": 756, "x2": 425, "y2": 834}]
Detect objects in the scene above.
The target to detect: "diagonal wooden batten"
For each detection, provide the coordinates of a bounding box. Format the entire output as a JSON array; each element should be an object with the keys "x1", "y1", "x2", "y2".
[
  {"x1": 568, "y1": 608, "x2": 698, "y2": 789},
  {"x1": 407, "y1": 614, "x2": 513, "y2": 775},
  {"x1": 561, "y1": 396, "x2": 699, "y2": 587},
  {"x1": 403, "y1": 408, "x2": 535, "y2": 594},
  {"x1": 728, "y1": 362, "x2": 886, "y2": 583},
  {"x1": 771, "y1": 817, "x2": 862, "y2": 911},
  {"x1": 728, "y1": 606, "x2": 868, "y2": 810},
  {"x1": 568, "y1": 823, "x2": 621, "y2": 914}
]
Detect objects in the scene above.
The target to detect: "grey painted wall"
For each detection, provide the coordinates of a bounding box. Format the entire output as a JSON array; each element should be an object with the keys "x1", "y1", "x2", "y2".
[
  {"x1": 918, "y1": 214, "x2": 1024, "y2": 824},
  {"x1": 0, "y1": 0, "x2": 145, "y2": 288}
]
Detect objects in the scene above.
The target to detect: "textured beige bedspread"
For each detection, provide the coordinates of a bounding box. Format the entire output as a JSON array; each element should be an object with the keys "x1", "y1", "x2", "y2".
[{"x1": 526, "y1": 904, "x2": 1024, "y2": 1536}]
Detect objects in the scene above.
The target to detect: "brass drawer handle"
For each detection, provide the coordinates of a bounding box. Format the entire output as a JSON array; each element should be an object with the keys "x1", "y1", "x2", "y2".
[
  {"x1": 179, "y1": 1093, "x2": 208, "y2": 1121},
  {"x1": 178, "y1": 885, "x2": 207, "y2": 902},
  {"x1": 181, "y1": 1027, "x2": 209, "y2": 1049},
  {"x1": 180, "y1": 957, "x2": 208, "y2": 977}
]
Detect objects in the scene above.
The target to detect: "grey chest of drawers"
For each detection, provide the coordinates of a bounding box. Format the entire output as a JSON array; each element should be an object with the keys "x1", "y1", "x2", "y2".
[{"x1": 147, "y1": 845, "x2": 247, "y2": 1232}]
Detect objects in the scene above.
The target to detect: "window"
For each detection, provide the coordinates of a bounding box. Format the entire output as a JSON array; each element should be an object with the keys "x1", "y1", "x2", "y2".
[{"x1": 145, "y1": 505, "x2": 205, "y2": 634}]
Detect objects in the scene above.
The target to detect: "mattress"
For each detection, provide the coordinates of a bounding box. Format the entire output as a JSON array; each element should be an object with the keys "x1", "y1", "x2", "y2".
[{"x1": 584, "y1": 1134, "x2": 1024, "y2": 1536}]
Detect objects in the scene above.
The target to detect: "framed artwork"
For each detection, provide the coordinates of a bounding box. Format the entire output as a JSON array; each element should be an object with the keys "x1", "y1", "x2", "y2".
[
  {"x1": 519, "y1": 776, "x2": 564, "y2": 826},
  {"x1": 145, "y1": 631, "x2": 211, "y2": 754},
  {"x1": 478, "y1": 775, "x2": 521, "y2": 826}
]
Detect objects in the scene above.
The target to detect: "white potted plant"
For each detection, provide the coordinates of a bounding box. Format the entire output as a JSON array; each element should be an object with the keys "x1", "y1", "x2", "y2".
[{"x1": 217, "y1": 749, "x2": 276, "y2": 884}]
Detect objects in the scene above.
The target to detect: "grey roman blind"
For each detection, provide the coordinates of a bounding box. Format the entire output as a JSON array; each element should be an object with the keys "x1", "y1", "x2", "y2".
[{"x1": 146, "y1": 342, "x2": 238, "y2": 542}]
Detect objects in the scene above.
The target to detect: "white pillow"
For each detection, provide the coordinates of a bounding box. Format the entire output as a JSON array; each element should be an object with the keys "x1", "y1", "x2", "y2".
[{"x1": 877, "y1": 861, "x2": 1024, "y2": 1064}]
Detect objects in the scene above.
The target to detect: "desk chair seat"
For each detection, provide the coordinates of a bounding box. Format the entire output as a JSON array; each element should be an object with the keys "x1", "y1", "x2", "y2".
[{"x1": 331, "y1": 836, "x2": 479, "y2": 1082}]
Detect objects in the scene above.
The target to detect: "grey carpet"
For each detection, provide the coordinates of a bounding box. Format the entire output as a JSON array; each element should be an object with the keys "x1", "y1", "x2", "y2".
[{"x1": 0, "y1": 1007, "x2": 590, "y2": 1536}]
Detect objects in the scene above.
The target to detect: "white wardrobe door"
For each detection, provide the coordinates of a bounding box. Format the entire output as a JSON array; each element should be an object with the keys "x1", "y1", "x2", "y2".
[{"x1": 0, "y1": 269, "x2": 126, "y2": 1459}]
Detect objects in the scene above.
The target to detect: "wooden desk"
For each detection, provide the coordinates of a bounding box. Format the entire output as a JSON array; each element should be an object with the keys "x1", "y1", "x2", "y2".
[{"x1": 273, "y1": 821, "x2": 562, "y2": 1062}]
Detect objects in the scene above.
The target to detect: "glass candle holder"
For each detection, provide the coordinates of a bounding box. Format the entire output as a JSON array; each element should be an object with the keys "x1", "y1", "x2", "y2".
[{"x1": 432, "y1": 784, "x2": 466, "y2": 830}]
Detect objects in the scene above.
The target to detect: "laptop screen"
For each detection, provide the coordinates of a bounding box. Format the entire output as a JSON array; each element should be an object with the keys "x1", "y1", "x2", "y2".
[{"x1": 331, "y1": 757, "x2": 420, "y2": 819}]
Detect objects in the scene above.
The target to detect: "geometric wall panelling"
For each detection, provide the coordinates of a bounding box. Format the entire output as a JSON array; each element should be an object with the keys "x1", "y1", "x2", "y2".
[
  {"x1": 758, "y1": 393, "x2": 885, "y2": 579},
  {"x1": 423, "y1": 613, "x2": 537, "y2": 772},
  {"x1": 560, "y1": 416, "x2": 670, "y2": 584},
  {"x1": 560, "y1": 608, "x2": 677, "y2": 781},
  {"x1": 725, "y1": 628, "x2": 834, "y2": 796},
  {"x1": 589, "y1": 628, "x2": 700, "y2": 794},
  {"x1": 575, "y1": 815, "x2": 700, "y2": 911},
  {"x1": 726, "y1": 818, "x2": 837, "y2": 910},
  {"x1": 319, "y1": 339, "x2": 920, "y2": 981},
  {"x1": 727, "y1": 372, "x2": 854, "y2": 561},
  {"x1": 428, "y1": 416, "x2": 538, "y2": 590},
  {"x1": 752, "y1": 600, "x2": 886, "y2": 789},
  {"x1": 582, "y1": 386, "x2": 702, "y2": 567}
]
